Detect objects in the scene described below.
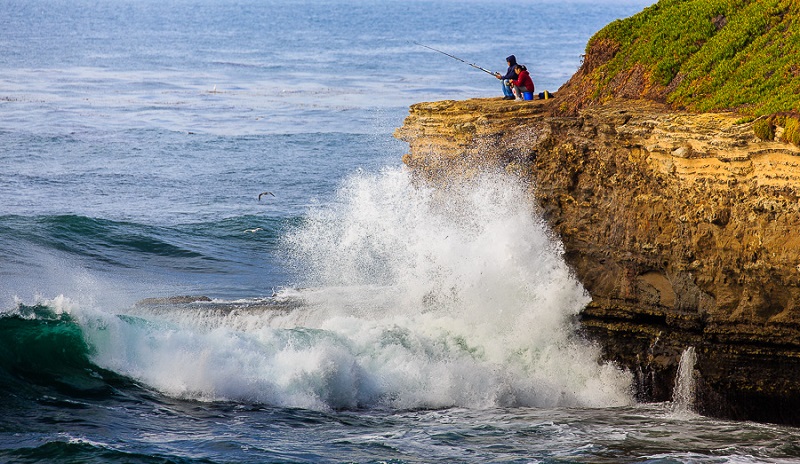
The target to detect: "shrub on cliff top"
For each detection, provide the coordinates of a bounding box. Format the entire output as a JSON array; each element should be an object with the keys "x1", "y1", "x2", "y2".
[
  {"x1": 753, "y1": 118, "x2": 775, "y2": 141},
  {"x1": 575, "y1": 0, "x2": 800, "y2": 117},
  {"x1": 748, "y1": 113, "x2": 800, "y2": 144},
  {"x1": 782, "y1": 115, "x2": 800, "y2": 145}
]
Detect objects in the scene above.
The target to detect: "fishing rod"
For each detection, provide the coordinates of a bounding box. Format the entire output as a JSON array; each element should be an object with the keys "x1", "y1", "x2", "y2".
[{"x1": 413, "y1": 41, "x2": 496, "y2": 77}]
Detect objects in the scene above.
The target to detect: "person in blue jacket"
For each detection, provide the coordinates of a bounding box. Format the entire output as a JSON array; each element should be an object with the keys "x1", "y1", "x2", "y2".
[{"x1": 494, "y1": 55, "x2": 518, "y2": 100}]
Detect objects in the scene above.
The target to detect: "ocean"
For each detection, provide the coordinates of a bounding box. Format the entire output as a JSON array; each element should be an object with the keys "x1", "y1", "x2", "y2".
[{"x1": 3, "y1": 0, "x2": 800, "y2": 462}]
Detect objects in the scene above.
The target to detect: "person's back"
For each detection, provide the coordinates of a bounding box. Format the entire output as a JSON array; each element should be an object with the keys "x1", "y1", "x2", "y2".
[{"x1": 517, "y1": 68, "x2": 534, "y2": 93}]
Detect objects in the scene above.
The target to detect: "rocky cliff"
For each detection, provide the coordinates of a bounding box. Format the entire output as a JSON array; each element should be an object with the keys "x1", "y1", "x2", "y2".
[{"x1": 395, "y1": 97, "x2": 800, "y2": 425}]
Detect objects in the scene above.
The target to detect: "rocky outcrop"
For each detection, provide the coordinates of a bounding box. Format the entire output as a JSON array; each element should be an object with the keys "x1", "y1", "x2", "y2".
[{"x1": 395, "y1": 97, "x2": 800, "y2": 425}]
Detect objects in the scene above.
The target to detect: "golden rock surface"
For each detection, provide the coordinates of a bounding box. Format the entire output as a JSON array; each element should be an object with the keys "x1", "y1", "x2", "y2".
[{"x1": 396, "y1": 96, "x2": 800, "y2": 424}]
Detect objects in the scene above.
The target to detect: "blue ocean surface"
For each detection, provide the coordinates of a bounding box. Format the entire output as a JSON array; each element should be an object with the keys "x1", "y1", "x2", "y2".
[{"x1": 4, "y1": 0, "x2": 800, "y2": 462}]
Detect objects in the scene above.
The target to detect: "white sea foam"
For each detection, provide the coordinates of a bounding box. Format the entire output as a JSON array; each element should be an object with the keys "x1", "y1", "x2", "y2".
[
  {"x1": 669, "y1": 346, "x2": 699, "y2": 419},
  {"x1": 81, "y1": 167, "x2": 633, "y2": 410}
]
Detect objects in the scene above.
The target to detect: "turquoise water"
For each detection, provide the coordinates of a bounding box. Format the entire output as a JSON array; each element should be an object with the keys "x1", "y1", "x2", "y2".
[{"x1": 4, "y1": 0, "x2": 800, "y2": 462}]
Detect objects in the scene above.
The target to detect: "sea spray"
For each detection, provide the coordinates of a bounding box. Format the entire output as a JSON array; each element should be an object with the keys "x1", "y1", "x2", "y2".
[
  {"x1": 671, "y1": 346, "x2": 697, "y2": 415},
  {"x1": 78, "y1": 168, "x2": 633, "y2": 410},
  {"x1": 281, "y1": 167, "x2": 633, "y2": 408}
]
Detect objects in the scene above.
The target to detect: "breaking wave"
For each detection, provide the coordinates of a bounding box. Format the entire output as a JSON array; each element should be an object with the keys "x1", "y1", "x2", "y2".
[{"x1": 6, "y1": 168, "x2": 632, "y2": 411}]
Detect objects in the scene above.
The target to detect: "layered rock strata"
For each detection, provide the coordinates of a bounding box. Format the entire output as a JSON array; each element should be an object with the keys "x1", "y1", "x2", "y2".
[{"x1": 395, "y1": 97, "x2": 800, "y2": 425}]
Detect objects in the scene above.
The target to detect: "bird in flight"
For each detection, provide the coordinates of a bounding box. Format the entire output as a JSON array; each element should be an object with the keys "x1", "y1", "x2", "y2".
[{"x1": 258, "y1": 191, "x2": 275, "y2": 201}]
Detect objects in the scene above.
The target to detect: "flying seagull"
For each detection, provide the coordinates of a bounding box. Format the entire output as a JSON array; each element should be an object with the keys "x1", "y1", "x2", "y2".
[{"x1": 258, "y1": 191, "x2": 275, "y2": 201}]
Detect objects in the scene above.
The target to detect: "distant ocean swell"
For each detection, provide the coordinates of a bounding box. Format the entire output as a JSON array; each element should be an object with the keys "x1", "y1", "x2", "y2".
[
  {"x1": 0, "y1": 213, "x2": 291, "y2": 302},
  {"x1": 2, "y1": 168, "x2": 634, "y2": 415},
  {"x1": 4, "y1": 442, "x2": 184, "y2": 464},
  {"x1": 0, "y1": 214, "x2": 287, "y2": 263}
]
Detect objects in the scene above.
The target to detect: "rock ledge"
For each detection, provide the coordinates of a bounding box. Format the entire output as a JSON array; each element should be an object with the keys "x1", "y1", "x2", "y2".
[{"x1": 396, "y1": 97, "x2": 800, "y2": 425}]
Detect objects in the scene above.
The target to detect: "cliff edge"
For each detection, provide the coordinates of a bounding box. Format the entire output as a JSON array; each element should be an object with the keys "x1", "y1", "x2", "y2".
[
  {"x1": 395, "y1": 0, "x2": 800, "y2": 425},
  {"x1": 395, "y1": 96, "x2": 800, "y2": 425}
]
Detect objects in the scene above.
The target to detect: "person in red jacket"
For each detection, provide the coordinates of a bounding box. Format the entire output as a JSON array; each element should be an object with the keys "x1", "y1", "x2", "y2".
[{"x1": 510, "y1": 65, "x2": 534, "y2": 101}]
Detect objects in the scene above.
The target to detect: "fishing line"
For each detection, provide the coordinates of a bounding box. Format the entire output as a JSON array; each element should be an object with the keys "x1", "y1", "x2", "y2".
[{"x1": 413, "y1": 41, "x2": 496, "y2": 76}]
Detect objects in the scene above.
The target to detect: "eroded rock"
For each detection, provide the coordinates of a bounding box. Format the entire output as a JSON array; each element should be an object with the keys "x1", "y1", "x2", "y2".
[{"x1": 396, "y1": 97, "x2": 800, "y2": 425}]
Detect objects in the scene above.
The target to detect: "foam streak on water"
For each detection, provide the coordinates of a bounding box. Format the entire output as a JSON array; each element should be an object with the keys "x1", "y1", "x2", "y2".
[{"x1": 75, "y1": 168, "x2": 632, "y2": 411}]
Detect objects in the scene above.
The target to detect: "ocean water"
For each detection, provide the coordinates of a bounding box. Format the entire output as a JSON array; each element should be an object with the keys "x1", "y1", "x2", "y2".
[{"x1": 3, "y1": 0, "x2": 800, "y2": 462}]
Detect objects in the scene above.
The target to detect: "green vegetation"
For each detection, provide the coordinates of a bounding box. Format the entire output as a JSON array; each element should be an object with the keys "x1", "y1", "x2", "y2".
[
  {"x1": 753, "y1": 117, "x2": 775, "y2": 140},
  {"x1": 586, "y1": 0, "x2": 800, "y2": 117},
  {"x1": 781, "y1": 114, "x2": 800, "y2": 144}
]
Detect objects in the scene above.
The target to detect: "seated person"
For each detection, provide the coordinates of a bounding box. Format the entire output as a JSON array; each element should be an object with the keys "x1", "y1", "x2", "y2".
[
  {"x1": 494, "y1": 55, "x2": 518, "y2": 100},
  {"x1": 509, "y1": 65, "x2": 534, "y2": 101}
]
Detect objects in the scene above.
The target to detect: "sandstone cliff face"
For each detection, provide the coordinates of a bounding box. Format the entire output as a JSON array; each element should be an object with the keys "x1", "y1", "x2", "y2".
[{"x1": 395, "y1": 97, "x2": 800, "y2": 425}]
